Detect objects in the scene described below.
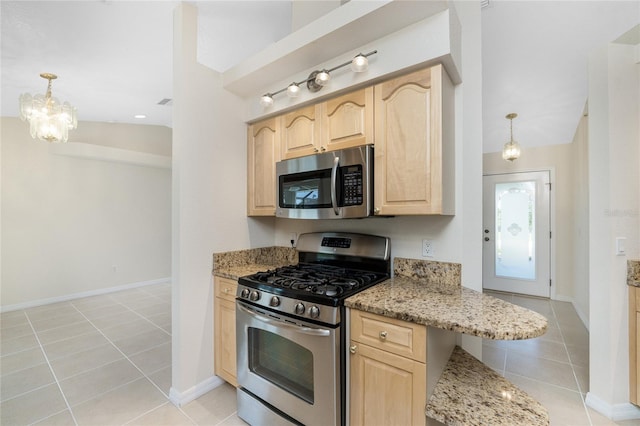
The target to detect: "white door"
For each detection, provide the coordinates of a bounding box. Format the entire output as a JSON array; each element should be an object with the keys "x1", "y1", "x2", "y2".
[{"x1": 482, "y1": 171, "x2": 551, "y2": 298}]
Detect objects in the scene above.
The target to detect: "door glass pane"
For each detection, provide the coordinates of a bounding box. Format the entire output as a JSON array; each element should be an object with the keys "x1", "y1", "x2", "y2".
[
  {"x1": 495, "y1": 181, "x2": 536, "y2": 280},
  {"x1": 248, "y1": 327, "x2": 314, "y2": 403}
]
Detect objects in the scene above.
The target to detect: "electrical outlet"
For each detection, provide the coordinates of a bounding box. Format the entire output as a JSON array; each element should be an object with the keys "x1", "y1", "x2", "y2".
[
  {"x1": 422, "y1": 239, "x2": 435, "y2": 257},
  {"x1": 289, "y1": 232, "x2": 297, "y2": 248}
]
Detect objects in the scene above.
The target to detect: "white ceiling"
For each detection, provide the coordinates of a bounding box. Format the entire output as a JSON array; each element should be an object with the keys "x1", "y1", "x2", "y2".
[{"x1": 1, "y1": 1, "x2": 638, "y2": 153}]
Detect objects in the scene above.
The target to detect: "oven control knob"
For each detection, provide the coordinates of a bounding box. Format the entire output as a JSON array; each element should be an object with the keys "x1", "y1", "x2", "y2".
[
  {"x1": 309, "y1": 305, "x2": 320, "y2": 319},
  {"x1": 294, "y1": 303, "x2": 305, "y2": 315},
  {"x1": 240, "y1": 289, "x2": 250, "y2": 299},
  {"x1": 249, "y1": 290, "x2": 261, "y2": 301},
  {"x1": 269, "y1": 296, "x2": 280, "y2": 307}
]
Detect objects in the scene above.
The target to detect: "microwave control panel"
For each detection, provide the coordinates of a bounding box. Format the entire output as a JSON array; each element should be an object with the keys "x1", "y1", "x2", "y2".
[{"x1": 341, "y1": 165, "x2": 363, "y2": 206}]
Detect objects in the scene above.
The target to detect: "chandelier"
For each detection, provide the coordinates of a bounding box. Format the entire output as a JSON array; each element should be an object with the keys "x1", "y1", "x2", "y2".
[
  {"x1": 19, "y1": 73, "x2": 78, "y2": 143},
  {"x1": 502, "y1": 113, "x2": 521, "y2": 162}
]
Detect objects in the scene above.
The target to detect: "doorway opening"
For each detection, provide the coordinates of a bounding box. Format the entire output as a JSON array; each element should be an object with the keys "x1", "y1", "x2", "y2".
[{"x1": 482, "y1": 171, "x2": 552, "y2": 298}]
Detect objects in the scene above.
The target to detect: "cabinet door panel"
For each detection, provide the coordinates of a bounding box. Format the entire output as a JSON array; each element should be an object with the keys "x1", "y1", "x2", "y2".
[
  {"x1": 631, "y1": 286, "x2": 639, "y2": 405},
  {"x1": 323, "y1": 87, "x2": 373, "y2": 151},
  {"x1": 350, "y1": 343, "x2": 426, "y2": 426},
  {"x1": 215, "y1": 297, "x2": 237, "y2": 387},
  {"x1": 247, "y1": 118, "x2": 278, "y2": 216},
  {"x1": 373, "y1": 65, "x2": 454, "y2": 216},
  {"x1": 281, "y1": 105, "x2": 322, "y2": 159},
  {"x1": 374, "y1": 67, "x2": 442, "y2": 215},
  {"x1": 636, "y1": 311, "x2": 640, "y2": 402}
]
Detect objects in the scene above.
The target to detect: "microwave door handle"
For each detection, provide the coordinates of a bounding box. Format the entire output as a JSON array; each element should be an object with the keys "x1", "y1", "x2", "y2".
[{"x1": 331, "y1": 156, "x2": 340, "y2": 216}]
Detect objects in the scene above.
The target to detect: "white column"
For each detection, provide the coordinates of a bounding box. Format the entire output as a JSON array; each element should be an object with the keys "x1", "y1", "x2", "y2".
[{"x1": 586, "y1": 40, "x2": 640, "y2": 420}]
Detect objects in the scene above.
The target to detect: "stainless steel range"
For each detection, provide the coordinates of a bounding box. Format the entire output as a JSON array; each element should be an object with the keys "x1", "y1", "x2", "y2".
[{"x1": 235, "y1": 232, "x2": 391, "y2": 426}]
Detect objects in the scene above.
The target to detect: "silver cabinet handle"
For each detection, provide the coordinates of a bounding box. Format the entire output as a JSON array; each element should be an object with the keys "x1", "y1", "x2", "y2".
[
  {"x1": 379, "y1": 331, "x2": 388, "y2": 340},
  {"x1": 349, "y1": 345, "x2": 357, "y2": 354}
]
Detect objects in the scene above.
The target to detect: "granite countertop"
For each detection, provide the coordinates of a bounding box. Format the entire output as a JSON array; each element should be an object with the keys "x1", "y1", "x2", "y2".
[
  {"x1": 214, "y1": 264, "x2": 276, "y2": 280},
  {"x1": 628, "y1": 260, "x2": 640, "y2": 287},
  {"x1": 212, "y1": 246, "x2": 296, "y2": 280},
  {"x1": 426, "y1": 346, "x2": 549, "y2": 426},
  {"x1": 345, "y1": 259, "x2": 547, "y2": 340}
]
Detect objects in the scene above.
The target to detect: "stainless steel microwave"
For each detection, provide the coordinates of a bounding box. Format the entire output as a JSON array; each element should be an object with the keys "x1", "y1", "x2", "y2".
[{"x1": 276, "y1": 145, "x2": 373, "y2": 219}]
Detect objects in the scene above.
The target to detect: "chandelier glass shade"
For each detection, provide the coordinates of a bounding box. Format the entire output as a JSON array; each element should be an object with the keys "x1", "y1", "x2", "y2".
[
  {"x1": 19, "y1": 73, "x2": 77, "y2": 143},
  {"x1": 502, "y1": 113, "x2": 521, "y2": 162}
]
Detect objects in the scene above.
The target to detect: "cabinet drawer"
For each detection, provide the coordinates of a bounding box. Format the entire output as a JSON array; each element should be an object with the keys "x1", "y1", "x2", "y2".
[
  {"x1": 635, "y1": 287, "x2": 640, "y2": 312},
  {"x1": 215, "y1": 277, "x2": 238, "y2": 302},
  {"x1": 350, "y1": 309, "x2": 426, "y2": 362}
]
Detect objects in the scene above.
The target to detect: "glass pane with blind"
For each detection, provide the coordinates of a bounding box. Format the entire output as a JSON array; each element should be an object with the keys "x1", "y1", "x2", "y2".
[{"x1": 495, "y1": 181, "x2": 536, "y2": 280}]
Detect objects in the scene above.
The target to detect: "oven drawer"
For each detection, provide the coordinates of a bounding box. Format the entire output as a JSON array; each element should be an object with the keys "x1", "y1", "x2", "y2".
[
  {"x1": 215, "y1": 277, "x2": 238, "y2": 302},
  {"x1": 350, "y1": 310, "x2": 426, "y2": 362}
]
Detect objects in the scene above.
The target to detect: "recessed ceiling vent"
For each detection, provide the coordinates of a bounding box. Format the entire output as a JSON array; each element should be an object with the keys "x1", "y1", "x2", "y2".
[
  {"x1": 480, "y1": 0, "x2": 490, "y2": 9},
  {"x1": 157, "y1": 98, "x2": 173, "y2": 106}
]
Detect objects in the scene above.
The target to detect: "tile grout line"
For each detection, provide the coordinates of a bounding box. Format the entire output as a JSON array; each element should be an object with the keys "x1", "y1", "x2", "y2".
[
  {"x1": 23, "y1": 310, "x2": 80, "y2": 426},
  {"x1": 549, "y1": 301, "x2": 594, "y2": 426},
  {"x1": 85, "y1": 289, "x2": 201, "y2": 425},
  {"x1": 69, "y1": 301, "x2": 174, "y2": 410},
  {"x1": 90, "y1": 294, "x2": 172, "y2": 337}
]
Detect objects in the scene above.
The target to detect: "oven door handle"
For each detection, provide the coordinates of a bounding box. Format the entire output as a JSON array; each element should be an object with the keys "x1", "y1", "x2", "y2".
[
  {"x1": 237, "y1": 302, "x2": 331, "y2": 337},
  {"x1": 330, "y1": 156, "x2": 340, "y2": 216}
]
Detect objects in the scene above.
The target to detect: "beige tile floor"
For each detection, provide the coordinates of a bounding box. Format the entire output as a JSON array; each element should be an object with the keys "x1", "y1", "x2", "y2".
[
  {"x1": 0, "y1": 283, "x2": 242, "y2": 426},
  {"x1": 1, "y1": 283, "x2": 639, "y2": 425},
  {"x1": 485, "y1": 291, "x2": 640, "y2": 426}
]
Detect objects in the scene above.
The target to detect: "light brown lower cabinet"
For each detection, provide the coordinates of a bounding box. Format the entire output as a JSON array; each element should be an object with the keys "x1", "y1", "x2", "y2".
[
  {"x1": 214, "y1": 277, "x2": 238, "y2": 387},
  {"x1": 630, "y1": 286, "x2": 640, "y2": 404},
  {"x1": 349, "y1": 309, "x2": 427, "y2": 426}
]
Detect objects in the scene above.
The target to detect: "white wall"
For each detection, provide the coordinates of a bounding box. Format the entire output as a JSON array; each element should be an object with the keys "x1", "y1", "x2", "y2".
[
  {"x1": 586, "y1": 41, "x2": 640, "y2": 420},
  {"x1": 571, "y1": 114, "x2": 590, "y2": 329},
  {"x1": 170, "y1": 3, "x2": 274, "y2": 404},
  {"x1": 0, "y1": 118, "x2": 172, "y2": 310}
]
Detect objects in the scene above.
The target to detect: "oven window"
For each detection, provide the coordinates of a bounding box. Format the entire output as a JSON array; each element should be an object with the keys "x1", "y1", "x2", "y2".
[
  {"x1": 280, "y1": 169, "x2": 333, "y2": 209},
  {"x1": 248, "y1": 327, "x2": 314, "y2": 404}
]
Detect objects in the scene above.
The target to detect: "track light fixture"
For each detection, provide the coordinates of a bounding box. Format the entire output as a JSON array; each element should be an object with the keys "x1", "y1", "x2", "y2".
[{"x1": 259, "y1": 50, "x2": 377, "y2": 107}]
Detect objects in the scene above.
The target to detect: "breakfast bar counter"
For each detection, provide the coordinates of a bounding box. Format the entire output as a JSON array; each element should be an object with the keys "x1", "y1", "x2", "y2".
[
  {"x1": 345, "y1": 257, "x2": 550, "y2": 426},
  {"x1": 344, "y1": 275, "x2": 548, "y2": 340}
]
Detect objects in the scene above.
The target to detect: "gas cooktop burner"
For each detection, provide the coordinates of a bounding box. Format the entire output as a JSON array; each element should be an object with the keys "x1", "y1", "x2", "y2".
[
  {"x1": 236, "y1": 232, "x2": 390, "y2": 324},
  {"x1": 249, "y1": 263, "x2": 382, "y2": 300}
]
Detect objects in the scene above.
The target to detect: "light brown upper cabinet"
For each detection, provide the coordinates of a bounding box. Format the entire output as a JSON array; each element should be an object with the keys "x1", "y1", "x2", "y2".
[
  {"x1": 373, "y1": 64, "x2": 455, "y2": 216},
  {"x1": 322, "y1": 87, "x2": 374, "y2": 152},
  {"x1": 247, "y1": 117, "x2": 279, "y2": 216},
  {"x1": 281, "y1": 87, "x2": 374, "y2": 160},
  {"x1": 280, "y1": 104, "x2": 323, "y2": 160}
]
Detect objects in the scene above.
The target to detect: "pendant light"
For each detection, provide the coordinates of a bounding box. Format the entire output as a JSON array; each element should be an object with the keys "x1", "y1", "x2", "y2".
[{"x1": 502, "y1": 113, "x2": 521, "y2": 162}]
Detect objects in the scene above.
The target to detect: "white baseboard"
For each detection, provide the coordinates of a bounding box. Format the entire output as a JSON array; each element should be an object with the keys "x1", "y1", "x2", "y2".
[
  {"x1": 551, "y1": 294, "x2": 590, "y2": 331},
  {"x1": 586, "y1": 392, "x2": 640, "y2": 421},
  {"x1": 0, "y1": 277, "x2": 171, "y2": 313},
  {"x1": 169, "y1": 376, "x2": 225, "y2": 407}
]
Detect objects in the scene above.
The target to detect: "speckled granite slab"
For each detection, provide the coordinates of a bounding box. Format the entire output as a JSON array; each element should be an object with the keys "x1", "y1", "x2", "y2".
[
  {"x1": 213, "y1": 246, "x2": 296, "y2": 279},
  {"x1": 628, "y1": 260, "x2": 640, "y2": 287},
  {"x1": 394, "y1": 258, "x2": 461, "y2": 288},
  {"x1": 345, "y1": 276, "x2": 547, "y2": 340},
  {"x1": 426, "y1": 346, "x2": 549, "y2": 426}
]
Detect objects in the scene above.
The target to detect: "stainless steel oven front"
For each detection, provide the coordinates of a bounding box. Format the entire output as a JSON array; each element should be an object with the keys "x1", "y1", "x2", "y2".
[
  {"x1": 275, "y1": 145, "x2": 373, "y2": 219},
  {"x1": 236, "y1": 300, "x2": 340, "y2": 426}
]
